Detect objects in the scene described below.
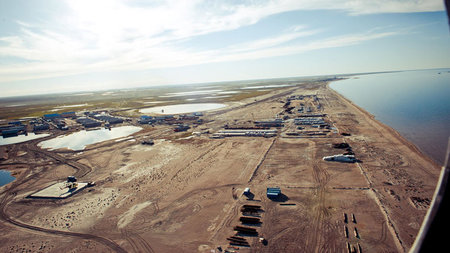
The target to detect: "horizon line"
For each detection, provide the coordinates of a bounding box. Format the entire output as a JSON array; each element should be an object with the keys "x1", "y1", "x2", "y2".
[{"x1": 1, "y1": 67, "x2": 449, "y2": 100}]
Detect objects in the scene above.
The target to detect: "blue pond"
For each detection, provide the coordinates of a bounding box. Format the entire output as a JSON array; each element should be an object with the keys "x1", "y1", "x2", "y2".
[
  {"x1": 0, "y1": 170, "x2": 15, "y2": 187},
  {"x1": 38, "y1": 126, "x2": 142, "y2": 151}
]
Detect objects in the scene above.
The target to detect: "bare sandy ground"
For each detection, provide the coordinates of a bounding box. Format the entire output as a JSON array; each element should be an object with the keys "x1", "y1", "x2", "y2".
[{"x1": 0, "y1": 81, "x2": 440, "y2": 253}]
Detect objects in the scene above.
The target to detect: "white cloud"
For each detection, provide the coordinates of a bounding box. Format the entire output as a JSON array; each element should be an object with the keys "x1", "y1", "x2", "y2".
[
  {"x1": 207, "y1": 30, "x2": 398, "y2": 64},
  {"x1": 336, "y1": 0, "x2": 444, "y2": 15},
  {"x1": 227, "y1": 26, "x2": 321, "y2": 53},
  {"x1": 0, "y1": 0, "x2": 444, "y2": 83}
]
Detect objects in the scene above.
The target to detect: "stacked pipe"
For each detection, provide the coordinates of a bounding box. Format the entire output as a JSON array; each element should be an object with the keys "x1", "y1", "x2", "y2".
[
  {"x1": 240, "y1": 204, "x2": 262, "y2": 215},
  {"x1": 234, "y1": 226, "x2": 258, "y2": 236},
  {"x1": 227, "y1": 236, "x2": 249, "y2": 247},
  {"x1": 239, "y1": 216, "x2": 261, "y2": 224}
]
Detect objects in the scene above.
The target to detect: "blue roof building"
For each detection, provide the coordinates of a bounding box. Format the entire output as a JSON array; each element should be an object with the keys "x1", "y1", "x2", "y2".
[
  {"x1": 266, "y1": 187, "x2": 281, "y2": 198},
  {"x1": 43, "y1": 113, "x2": 61, "y2": 119}
]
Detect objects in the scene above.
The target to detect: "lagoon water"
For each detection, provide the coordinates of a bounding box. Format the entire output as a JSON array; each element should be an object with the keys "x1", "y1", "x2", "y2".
[
  {"x1": 241, "y1": 84, "x2": 293, "y2": 89},
  {"x1": 0, "y1": 133, "x2": 50, "y2": 146},
  {"x1": 0, "y1": 170, "x2": 15, "y2": 186},
  {"x1": 1, "y1": 133, "x2": 49, "y2": 186},
  {"x1": 140, "y1": 103, "x2": 226, "y2": 114},
  {"x1": 330, "y1": 69, "x2": 450, "y2": 165},
  {"x1": 38, "y1": 126, "x2": 142, "y2": 151}
]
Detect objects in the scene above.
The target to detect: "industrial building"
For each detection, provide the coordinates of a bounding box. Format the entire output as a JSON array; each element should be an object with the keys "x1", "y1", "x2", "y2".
[
  {"x1": 43, "y1": 113, "x2": 61, "y2": 120},
  {"x1": 294, "y1": 117, "x2": 326, "y2": 125},
  {"x1": 214, "y1": 129, "x2": 277, "y2": 138},
  {"x1": 174, "y1": 124, "x2": 190, "y2": 132},
  {"x1": 138, "y1": 115, "x2": 154, "y2": 124},
  {"x1": 93, "y1": 115, "x2": 124, "y2": 125},
  {"x1": 61, "y1": 112, "x2": 76, "y2": 118},
  {"x1": 288, "y1": 95, "x2": 305, "y2": 100},
  {"x1": 33, "y1": 124, "x2": 49, "y2": 132},
  {"x1": 139, "y1": 114, "x2": 201, "y2": 125},
  {"x1": 0, "y1": 125, "x2": 12, "y2": 133},
  {"x1": 297, "y1": 113, "x2": 326, "y2": 117},
  {"x1": 254, "y1": 119, "x2": 284, "y2": 127},
  {"x1": 76, "y1": 117, "x2": 102, "y2": 128},
  {"x1": 266, "y1": 187, "x2": 281, "y2": 198},
  {"x1": 0, "y1": 125, "x2": 26, "y2": 137},
  {"x1": 154, "y1": 115, "x2": 175, "y2": 121},
  {"x1": 53, "y1": 118, "x2": 67, "y2": 130},
  {"x1": 8, "y1": 121, "x2": 22, "y2": 126},
  {"x1": 178, "y1": 114, "x2": 199, "y2": 120}
]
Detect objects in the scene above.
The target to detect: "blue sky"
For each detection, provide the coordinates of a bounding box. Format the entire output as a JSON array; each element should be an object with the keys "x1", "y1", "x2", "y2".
[{"x1": 0, "y1": 0, "x2": 449, "y2": 97}]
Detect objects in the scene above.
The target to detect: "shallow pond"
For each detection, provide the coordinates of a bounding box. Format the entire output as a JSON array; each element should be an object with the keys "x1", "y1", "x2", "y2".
[
  {"x1": 140, "y1": 103, "x2": 227, "y2": 114},
  {"x1": 38, "y1": 126, "x2": 142, "y2": 151},
  {"x1": 0, "y1": 170, "x2": 15, "y2": 187},
  {"x1": 241, "y1": 84, "x2": 293, "y2": 89},
  {"x1": 0, "y1": 133, "x2": 50, "y2": 146}
]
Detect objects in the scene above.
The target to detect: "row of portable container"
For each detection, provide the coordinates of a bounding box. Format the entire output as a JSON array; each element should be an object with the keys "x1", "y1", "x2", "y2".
[
  {"x1": 294, "y1": 117, "x2": 326, "y2": 125},
  {"x1": 213, "y1": 129, "x2": 277, "y2": 138}
]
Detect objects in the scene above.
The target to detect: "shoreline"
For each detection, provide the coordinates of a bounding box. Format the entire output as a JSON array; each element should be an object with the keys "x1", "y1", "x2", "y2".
[
  {"x1": 326, "y1": 82, "x2": 442, "y2": 252},
  {"x1": 325, "y1": 81, "x2": 440, "y2": 251},
  {"x1": 327, "y1": 82, "x2": 442, "y2": 169}
]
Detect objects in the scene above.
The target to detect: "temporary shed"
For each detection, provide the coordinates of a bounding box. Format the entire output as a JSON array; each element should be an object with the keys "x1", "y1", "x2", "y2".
[
  {"x1": 323, "y1": 154, "x2": 356, "y2": 163},
  {"x1": 267, "y1": 187, "x2": 281, "y2": 198}
]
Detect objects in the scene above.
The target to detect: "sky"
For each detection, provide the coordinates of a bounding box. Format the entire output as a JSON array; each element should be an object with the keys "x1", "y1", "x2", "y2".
[{"x1": 0, "y1": 0, "x2": 449, "y2": 97}]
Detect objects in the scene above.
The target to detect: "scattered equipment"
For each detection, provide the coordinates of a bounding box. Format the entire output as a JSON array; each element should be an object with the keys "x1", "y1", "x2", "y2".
[
  {"x1": 243, "y1": 187, "x2": 250, "y2": 196},
  {"x1": 142, "y1": 139, "x2": 154, "y2": 145},
  {"x1": 333, "y1": 143, "x2": 350, "y2": 149},
  {"x1": 67, "y1": 176, "x2": 77, "y2": 182},
  {"x1": 174, "y1": 124, "x2": 190, "y2": 132}
]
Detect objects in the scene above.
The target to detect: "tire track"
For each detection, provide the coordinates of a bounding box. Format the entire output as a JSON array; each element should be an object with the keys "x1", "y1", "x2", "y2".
[
  {"x1": 122, "y1": 229, "x2": 155, "y2": 253},
  {"x1": 248, "y1": 138, "x2": 277, "y2": 183},
  {"x1": 307, "y1": 142, "x2": 332, "y2": 252},
  {"x1": 0, "y1": 194, "x2": 126, "y2": 253},
  {"x1": 209, "y1": 200, "x2": 240, "y2": 242},
  {"x1": 171, "y1": 141, "x2": 225, "y2": 181},
  {"x1": 0, "y1": 144, "x2": 125, "y2": 253},
  {"x1": 376, "y1": 220, "x2": 388, "y2": 245},
  {"x1": 27, "y1": 144, "x2": 92, "y2": 178}
]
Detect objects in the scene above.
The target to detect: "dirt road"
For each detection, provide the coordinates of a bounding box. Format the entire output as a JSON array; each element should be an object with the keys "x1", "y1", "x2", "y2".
[{"x1": 0, "y1": 81, "x2": 440, "y2": 252}]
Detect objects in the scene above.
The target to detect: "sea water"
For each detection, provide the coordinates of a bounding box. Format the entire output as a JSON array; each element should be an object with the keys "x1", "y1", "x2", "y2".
[{"x1": 330, "y1": 69, "x2": 450, "y2": 165}]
